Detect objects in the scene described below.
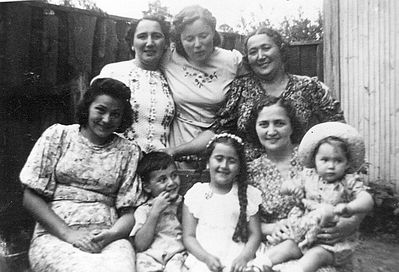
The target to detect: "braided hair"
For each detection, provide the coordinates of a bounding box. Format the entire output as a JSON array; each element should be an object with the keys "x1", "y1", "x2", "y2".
[{"x1": 201, "y1": 133, "x2": 249, "y2": 242}]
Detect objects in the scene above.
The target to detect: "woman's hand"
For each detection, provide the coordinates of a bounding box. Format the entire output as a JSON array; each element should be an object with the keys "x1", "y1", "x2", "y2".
[
  {"x1": 65, "y1": 229, "x2": 102, "y2": 253},
  {"x1": 204, "y1": 254, "x2": 224, "y2": 272},
  {"x1": 317, "y1": 214, "x2": 361, "y2": 245},
  {"x1": 230, "y1": 254, "x2": 250, "y2": 272}
]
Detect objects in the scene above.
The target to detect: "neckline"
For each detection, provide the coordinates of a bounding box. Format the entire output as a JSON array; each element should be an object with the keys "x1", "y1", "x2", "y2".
[{"x1": 78, "y1": 126, "x2": 118, "y2": 149}]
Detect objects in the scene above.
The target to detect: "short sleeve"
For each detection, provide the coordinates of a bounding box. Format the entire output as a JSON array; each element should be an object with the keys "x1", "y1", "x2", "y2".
[
  {"x1": 345, "y1": 174, "x2": 368, "y2": 200},
  {"x1": 116, "y1": 143, "x2": 146, "y2": 209},
  {"x1": 130, "y1": 203, "x2": 151, "y2": 237},
  {"x1": 247, "y1": 185, "x2": 262, "y2": 218},
  {"x1": 183, "y1": 183, "x2": 206, "y2": 218},
  {"x1": 19, "y1": 124, "x2": 69, "y2": 198}
]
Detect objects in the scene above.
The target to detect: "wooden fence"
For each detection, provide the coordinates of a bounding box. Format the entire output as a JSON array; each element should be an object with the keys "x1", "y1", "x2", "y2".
[{"x1": 0, "y1": 1, "x2": 323, "y2": 269}]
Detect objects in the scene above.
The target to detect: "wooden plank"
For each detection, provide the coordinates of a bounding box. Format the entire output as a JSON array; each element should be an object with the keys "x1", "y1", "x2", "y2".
[
  {"x1": 41, "y1": 7, "x2": 59, "y2": 86},
  {"x1": 1, "y1": 3, "x2": 32, "y2": 92},
  {"x1": 323, "y1": 0, "x2": 341, "y2": 99}
]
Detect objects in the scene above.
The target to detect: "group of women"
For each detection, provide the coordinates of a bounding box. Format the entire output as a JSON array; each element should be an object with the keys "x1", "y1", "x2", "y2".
[{"x1": 20, "y1": 5, "x2": 362, "y2": 272}]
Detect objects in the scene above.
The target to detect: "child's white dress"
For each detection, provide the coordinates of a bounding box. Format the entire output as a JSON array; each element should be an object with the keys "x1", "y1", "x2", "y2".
[{"x1": 184, "y1": 182, "x2": 265, "y2": 272}]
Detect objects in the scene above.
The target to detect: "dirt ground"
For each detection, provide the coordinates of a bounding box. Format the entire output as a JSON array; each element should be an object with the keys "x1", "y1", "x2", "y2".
[{"x1": 352, "y1": 234, "x2": 399, "y2": 272}]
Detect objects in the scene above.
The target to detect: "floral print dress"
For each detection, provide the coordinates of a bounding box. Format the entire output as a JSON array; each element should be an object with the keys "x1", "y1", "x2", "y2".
[
  {"x1": 20, "y1": 124, "x2": 144, "y2": 272},
  {"x1": 213, "y1": 73, "x2": 345, "y2": 161},
  {"x1": 93, "y1": 60, "x2": 175, "y2": 153}
]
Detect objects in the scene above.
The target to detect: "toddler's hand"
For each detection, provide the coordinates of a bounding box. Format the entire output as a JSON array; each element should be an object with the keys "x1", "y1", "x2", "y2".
[
  {"x1": 334, "y1": 203, "x2": 351, "y2": 217},
  {"x1": 205, "y1": 254, "x2": 224, "y2": 272},
  {"x1": 230, "y1": 255, "x2": 250, "y2": 272}
]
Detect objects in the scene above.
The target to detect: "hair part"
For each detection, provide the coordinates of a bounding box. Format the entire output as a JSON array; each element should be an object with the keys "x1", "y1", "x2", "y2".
[
  {"x1": 171, "y1": 5, "x2": 221, "y2": 58},
  {"x1": 312, "y1": 136, "x2": 351, "y2": 168},
  {"x1": 125, "y1": 15, "x2": 171, "y2": 56},
  {"x1": 243, "y1": 27, "x2": 289, "y2": 68},
  {"x1": 248, "y1": 96, "x2": 303, "y2": 147},
  {"x1": 201, "y1": 134, "x2": 249, "y2": 242},
  {"x1": 137, "y1": 151, "x2": 176, "y2": 184},
  {"x1": 77, "y1": 78, "x2": 133, "y2": 133}
]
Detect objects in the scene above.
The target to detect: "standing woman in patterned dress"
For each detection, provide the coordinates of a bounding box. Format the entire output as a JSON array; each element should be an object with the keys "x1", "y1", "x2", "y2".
[
  {"x1": 93, "y1": 15, "x2": 175, "y2": 154},
  {"x1": 20, "y1": 78, "x2": 145, "y2": 272},
  {"x1": 161, "y1": 5, "x2": 244, "y2": 168}
]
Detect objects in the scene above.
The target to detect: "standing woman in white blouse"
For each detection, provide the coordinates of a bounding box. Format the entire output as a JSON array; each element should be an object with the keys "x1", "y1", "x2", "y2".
[
  {"x1": 93, "y1": 15, "x2": 175, "y2": 153},
  {"x1": 161, "y1": 5, "x2": 244, "y2": 169}
]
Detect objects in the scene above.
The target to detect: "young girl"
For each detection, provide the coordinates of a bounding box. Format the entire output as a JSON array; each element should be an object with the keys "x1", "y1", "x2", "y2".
[
  {"x1": 182, "y1": 133, "x2": 265, "y2": 272},
  {"x1": 263, "y1": 122, "x2": 374, "y2": 272}
]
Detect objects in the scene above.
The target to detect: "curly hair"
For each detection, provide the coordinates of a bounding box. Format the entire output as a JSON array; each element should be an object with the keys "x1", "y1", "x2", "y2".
[
  {"x1": 243, "y1": 27, "x2": 289, "y2": 68},
  {"x1": 125, "y1": 15, "x2": 171, "y2": 56},
  {"x1": 247, "y1": 96, "x2": 303, "y2": 147},
  {"x1": 171, "y1": 5, "x2": 221, "y2": 58},
  {"x1": 76, "y1": 78, "x2": 133, "y2": 133},
  {"x1": 200, "y1": 134, "x2": 249, "y2": 243}
]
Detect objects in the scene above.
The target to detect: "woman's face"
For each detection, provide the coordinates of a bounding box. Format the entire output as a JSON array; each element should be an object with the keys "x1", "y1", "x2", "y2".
[
  {"x1": 255, "y1": 103, "x2": 293, "y2": 152},
  {"x1": 84, "y1": 94, "x2": 124, "y2": 145},
  {"x1": 133, "y1": 19, "x2": 166, "y2": 70},
  {"x1": 180, "y1": 19, "x2": 215, "y2": 65},
  {"x1": 246, "y1": 33, "x2": 284, "y2": 80}
]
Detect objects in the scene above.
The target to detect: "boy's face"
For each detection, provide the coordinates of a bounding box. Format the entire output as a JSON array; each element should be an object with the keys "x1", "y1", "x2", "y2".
[{"x1": 144, "y1": 164, "x2": 181, "y2": 200}]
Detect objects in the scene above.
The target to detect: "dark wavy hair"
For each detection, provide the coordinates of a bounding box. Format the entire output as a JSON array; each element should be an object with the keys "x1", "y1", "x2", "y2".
[
  {"x1": 248, "y1": 96, "x2": 303, "y2": 147},
  {"x1": 243, "y1": 27, "x2": 289, "y2": 68},
  {"x1": 200, "y1": 134, "x2": 249, "y2": 243},
  {"x1": 76, "y1": 78, "x2": 133, "y2": 133},
  {"x1": 137, "y1": 151, "x2": 176, "y2": 184},
  {"x1": 125, "y1": 15, "x2": 171, "y2": 56},
  {"x1": 171, "y1": 5, "x2": 221, "y2": 58}
]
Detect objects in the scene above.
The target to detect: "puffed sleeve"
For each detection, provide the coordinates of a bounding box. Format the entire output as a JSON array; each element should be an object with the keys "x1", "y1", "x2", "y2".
[
  {"x1": 309, "y1": 77, "x2": 345, "y2": 123},
  {"x1": 183, "y1": 183, "x2": 205, "y2": 218},
  {"x1": 116, "y1": 143, "x2": 146, "y2": 209},
  {"x1": 129, "y1": 203, "x2": 150, "y2": 237},
  {"x1": 345, "y1": 174, "x2": 368, "y2": 200},
  {"x1": 246, "y1": 185, "x2": 262, "y2": 219},
  {"x1": 19, "y1": 124, "x2": 68, "y2": 198}
]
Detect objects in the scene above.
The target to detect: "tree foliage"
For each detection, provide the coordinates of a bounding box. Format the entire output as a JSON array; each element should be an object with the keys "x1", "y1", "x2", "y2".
[
  {"x1": 142, "y1": 0, "x2": 173, "y2": 22},
  {"x1": 44, "y1": 0, "x2": 104, "y2": 12},
  {"x1": 217, "y1": 7, "x2": 323, "y2": 43}
]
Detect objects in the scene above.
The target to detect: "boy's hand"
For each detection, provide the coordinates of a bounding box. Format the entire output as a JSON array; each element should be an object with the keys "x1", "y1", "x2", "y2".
[
  {"x1": 91, "y1": 229, "x2": 115, "y2": 250},
  {"x1": 151, "y1": 191, "x2": 172, "y2": 215},
  {"x1": 205, "y1": 254, "x2": 224, "y2": 272}
]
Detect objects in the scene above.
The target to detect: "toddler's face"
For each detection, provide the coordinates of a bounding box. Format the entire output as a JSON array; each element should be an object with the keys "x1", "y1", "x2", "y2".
[
  {"x1": 145, "y1": 164, "x2": 180, "y2": 200},
  {"x1": 315, "y1": 143, "x2": 350, "y2": 183}
]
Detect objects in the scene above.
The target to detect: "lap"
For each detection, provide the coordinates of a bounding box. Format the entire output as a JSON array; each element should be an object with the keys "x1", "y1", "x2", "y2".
[{"x1": 29, "y1": 234, "x2": 135, "y2": 272}]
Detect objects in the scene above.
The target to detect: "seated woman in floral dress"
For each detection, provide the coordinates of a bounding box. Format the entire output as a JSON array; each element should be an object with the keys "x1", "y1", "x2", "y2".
[{"x1": 20, "y1": 78, "x2": 145, "y2": 272}]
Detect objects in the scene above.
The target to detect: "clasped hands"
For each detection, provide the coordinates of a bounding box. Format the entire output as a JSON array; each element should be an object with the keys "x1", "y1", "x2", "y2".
[{"x1": 65, "y1": 228, "x2": 115, "y2": 253}]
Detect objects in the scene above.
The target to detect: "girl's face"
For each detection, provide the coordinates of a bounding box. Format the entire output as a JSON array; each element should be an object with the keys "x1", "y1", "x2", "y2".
[
  {"x1": 180, "y1": 19, "x2": 215, "y2": 65},
  {"x1": 315, "y1": 142, "x2": 350, "y2": 182},
  {"x1": 246, "y1": 33, "x2": 283, "y2": 80},
  {"x1": 133, "y1": 19, "x2": 166, "y2": 70},
  {"x1": 255, "y1": 104, "x2": 293, "y2": 152},
  {"x1": 208, "y1": 143, "x2": 240, "y2": 193},
  {"x1": 84, "y1": 94, "x2": 124, "y2": 145}
]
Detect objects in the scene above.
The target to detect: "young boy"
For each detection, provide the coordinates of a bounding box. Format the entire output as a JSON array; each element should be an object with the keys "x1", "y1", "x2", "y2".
[{"x1": 130, "y1": 152, "x2": 186, "y2": 272}]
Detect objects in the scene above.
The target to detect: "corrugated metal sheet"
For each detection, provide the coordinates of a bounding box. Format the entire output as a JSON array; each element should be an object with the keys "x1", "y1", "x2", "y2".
[{"x1": 324, "y1": 0, "x2": 399, "y2": 191}]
